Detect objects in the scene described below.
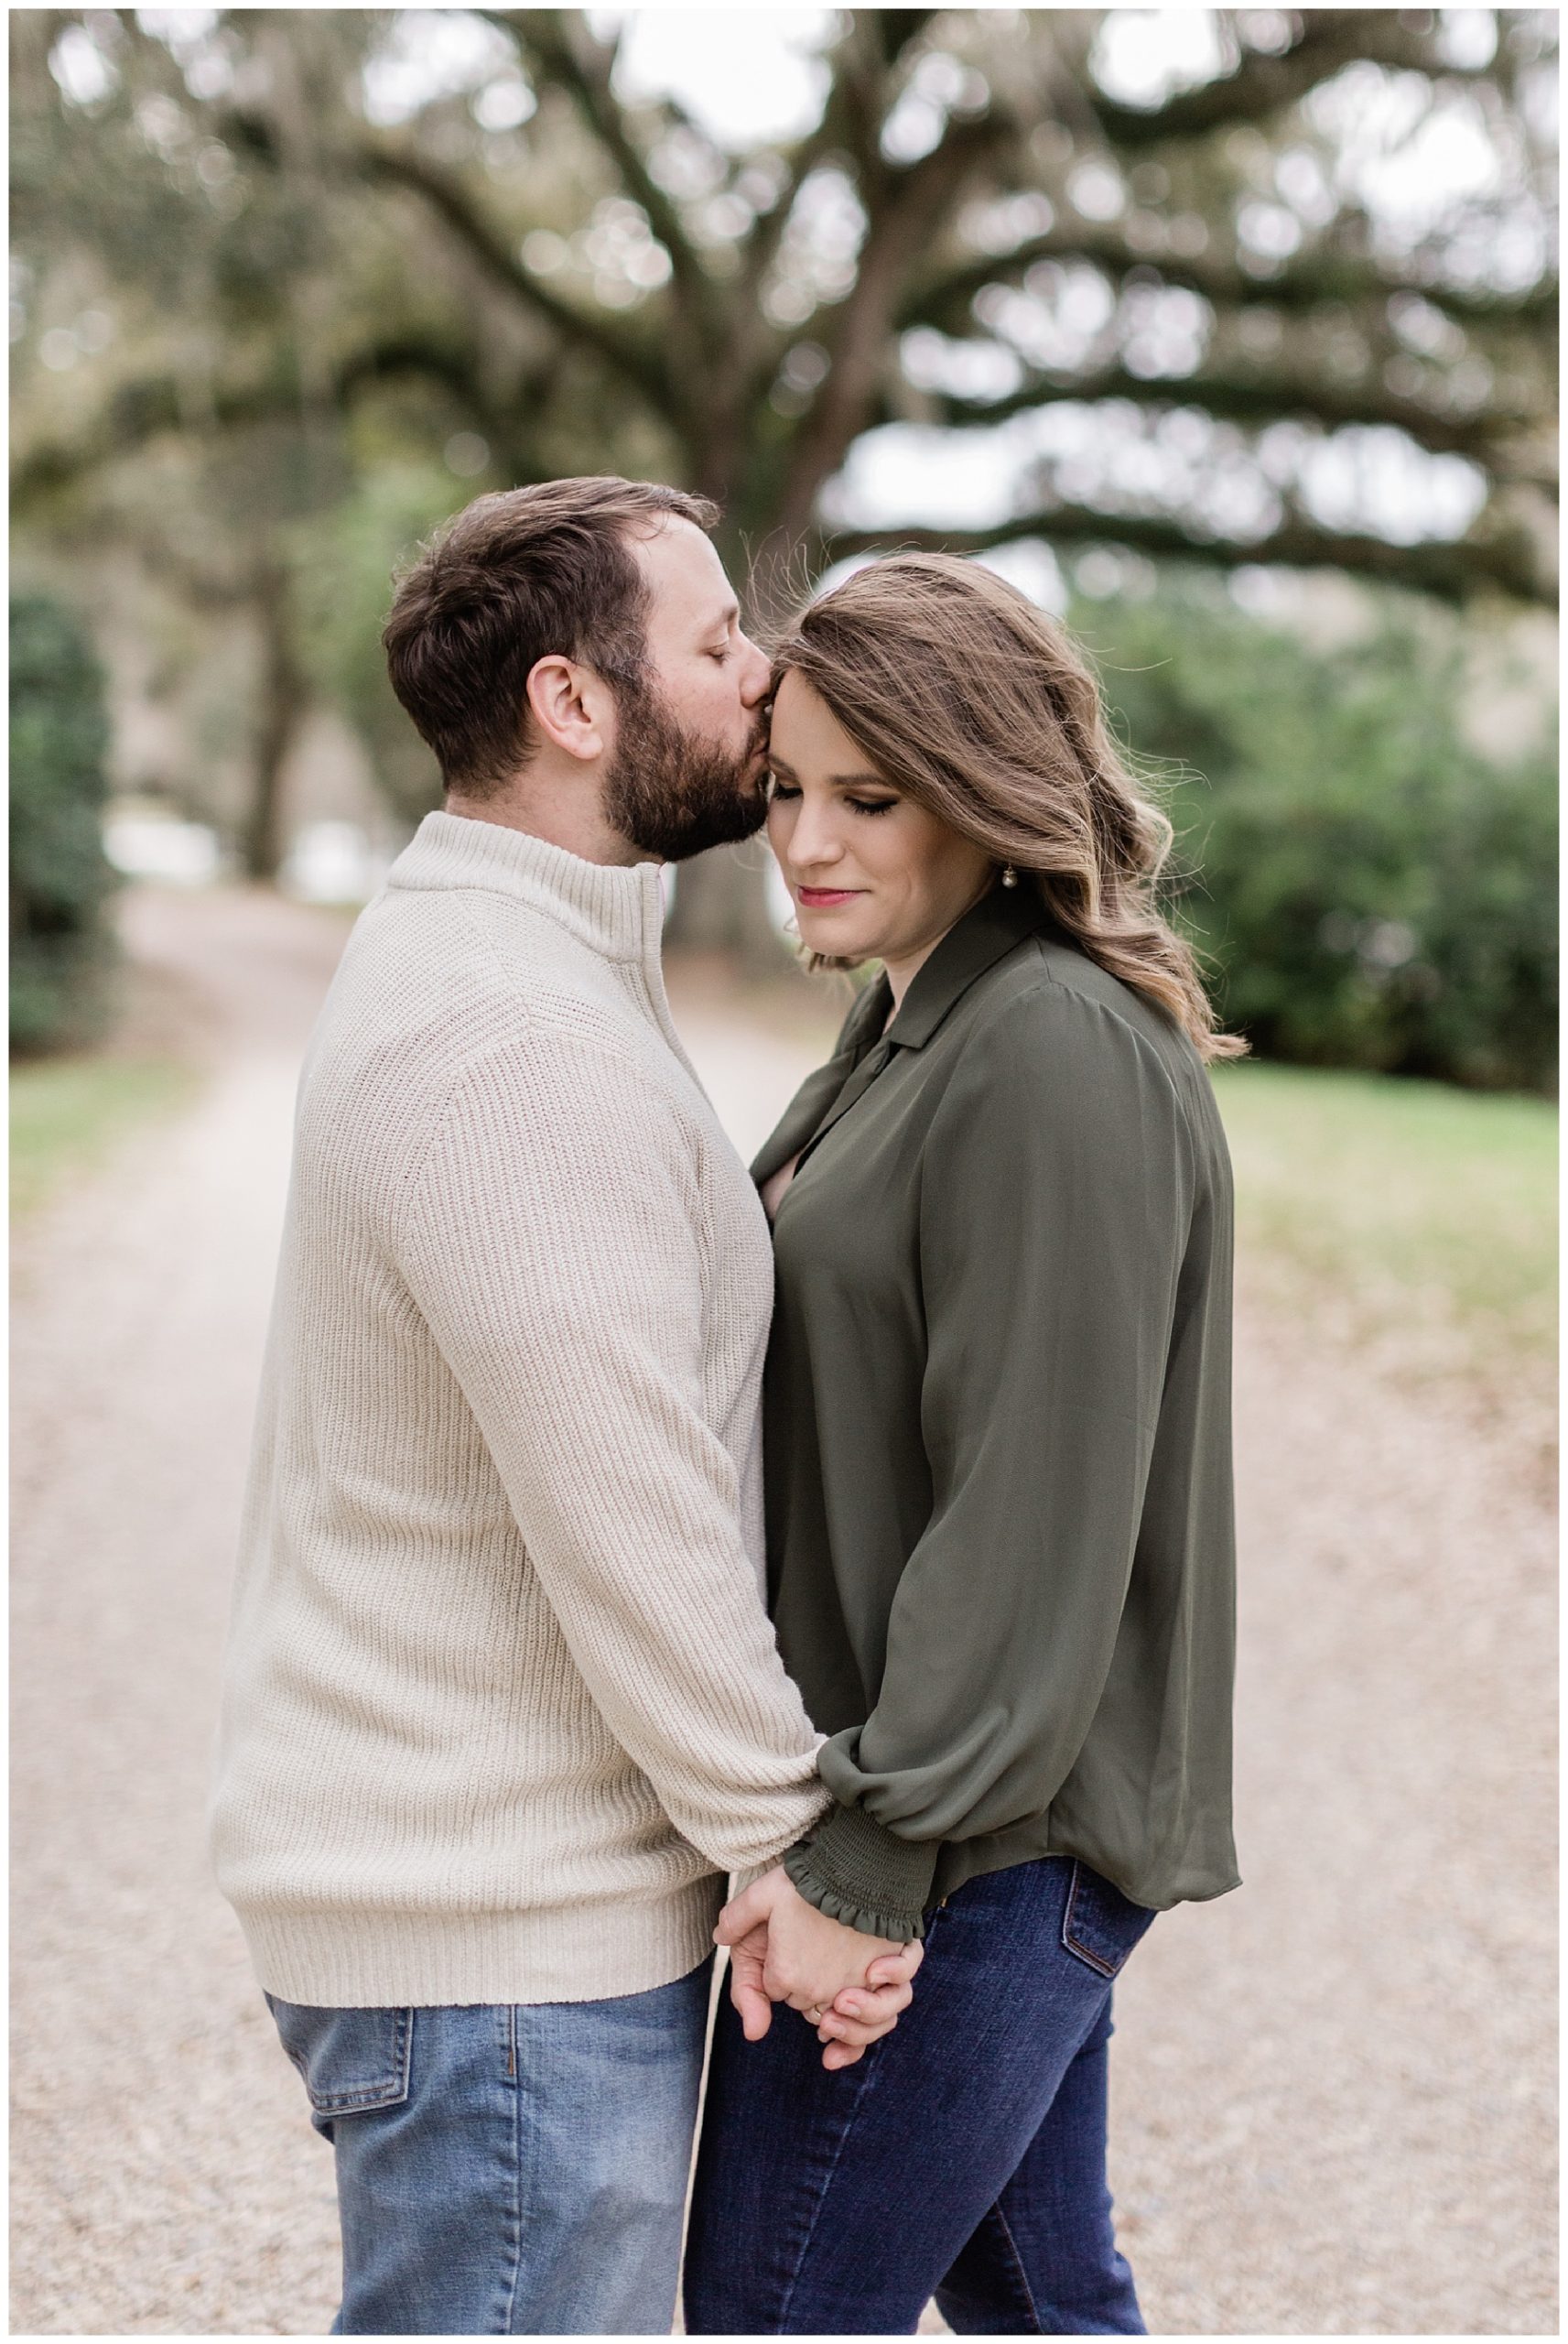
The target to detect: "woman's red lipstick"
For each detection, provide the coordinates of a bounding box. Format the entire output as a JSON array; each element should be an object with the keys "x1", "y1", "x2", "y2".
[{"x1": 796, "y1": 886, "x2": 862, "y2": 907}]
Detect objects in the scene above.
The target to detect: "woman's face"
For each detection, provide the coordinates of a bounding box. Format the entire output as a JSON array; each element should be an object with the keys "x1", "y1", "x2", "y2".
[{"x1": 765, "y1": 670, "x2": 996, "y2": 983}]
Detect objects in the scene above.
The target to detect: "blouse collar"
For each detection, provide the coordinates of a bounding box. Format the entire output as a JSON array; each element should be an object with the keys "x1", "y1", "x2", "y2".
[{"x1": 884, "y1": 880, "x2": 1052, "y2": 1051}]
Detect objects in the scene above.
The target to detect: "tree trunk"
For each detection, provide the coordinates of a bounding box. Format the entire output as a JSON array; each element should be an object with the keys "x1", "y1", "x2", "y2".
[
  {"x1": 243, "y1": 562, "x2": 303, "y2": 883},
  {"x1": 663, "y1": 842, "x2": 784, "y2": 974}
]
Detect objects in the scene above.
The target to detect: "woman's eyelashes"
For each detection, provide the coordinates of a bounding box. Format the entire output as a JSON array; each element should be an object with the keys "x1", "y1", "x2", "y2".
[{"x1": 765, "y1": 776, "x2": 896, "y2": 818}]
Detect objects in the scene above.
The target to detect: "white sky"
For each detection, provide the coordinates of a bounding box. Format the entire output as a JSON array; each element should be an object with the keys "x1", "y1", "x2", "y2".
[{"x1": 597, "y1": 8, "x2": 837, "y2": 147}]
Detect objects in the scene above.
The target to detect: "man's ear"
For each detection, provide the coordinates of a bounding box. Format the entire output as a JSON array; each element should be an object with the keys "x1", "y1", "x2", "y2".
[{"x1": 524, "y1": 654, "x2": 614, "y2": 764}]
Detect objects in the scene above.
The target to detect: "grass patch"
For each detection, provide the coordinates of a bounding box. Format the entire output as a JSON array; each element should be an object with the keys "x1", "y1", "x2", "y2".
[
  {"x1": 1212, "y1": 1059, "x2": 1556, "y2": 1387},
  {"x1": 10, "y1": 1053, "x2": 200, "y2": 1223}
]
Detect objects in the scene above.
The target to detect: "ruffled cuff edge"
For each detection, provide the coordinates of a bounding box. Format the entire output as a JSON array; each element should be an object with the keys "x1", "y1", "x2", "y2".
[{"x1": 781, "y1": 1803, "x2": 938, "y2": 1942}]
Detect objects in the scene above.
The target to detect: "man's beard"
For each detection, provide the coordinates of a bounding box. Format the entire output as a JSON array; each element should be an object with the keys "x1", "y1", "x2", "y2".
[{"x1": 601, "y1": 671, "x2": 768, "y2": 863}]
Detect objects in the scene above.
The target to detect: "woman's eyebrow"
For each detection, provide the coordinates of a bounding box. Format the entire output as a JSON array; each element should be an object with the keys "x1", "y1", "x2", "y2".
[{"x1": 766, "y1": 752, "x2": 894, "y2": 791}]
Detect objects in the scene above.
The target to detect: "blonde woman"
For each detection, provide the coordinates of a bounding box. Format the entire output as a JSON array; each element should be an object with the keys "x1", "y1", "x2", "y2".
[{"x1": 685, "y1": 555, "x2": 1243, "y2": 2336}]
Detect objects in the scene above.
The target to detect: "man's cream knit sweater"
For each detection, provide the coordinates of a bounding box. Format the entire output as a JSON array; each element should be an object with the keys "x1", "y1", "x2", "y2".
[{"x1": 211, "y1": 809, "x2": 828, "y2": 2006}]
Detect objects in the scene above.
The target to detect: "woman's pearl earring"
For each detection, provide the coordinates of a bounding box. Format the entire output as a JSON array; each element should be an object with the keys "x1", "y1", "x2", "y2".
[{"x1": 1000, "y1": 863, "x2": 1019, "y2": 888}]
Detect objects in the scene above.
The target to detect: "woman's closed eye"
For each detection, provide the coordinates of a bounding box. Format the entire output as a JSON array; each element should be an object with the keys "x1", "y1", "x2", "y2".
[{"x1": 766, "y1": 776, "x2": 897, "y2": 817}]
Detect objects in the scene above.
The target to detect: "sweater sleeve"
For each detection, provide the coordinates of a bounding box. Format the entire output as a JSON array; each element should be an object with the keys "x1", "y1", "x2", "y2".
[
  {"x1": 783, "y1": 984, "x2": 1195, "y2": 1938},
  {"x1": 395, "y1": 1030, "x2": 828, "y2": 1876}
]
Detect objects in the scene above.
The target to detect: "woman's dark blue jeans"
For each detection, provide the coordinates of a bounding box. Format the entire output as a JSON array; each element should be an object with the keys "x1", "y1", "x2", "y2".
[{"x1": 684, "y1": 1854, "x2": 1154, "y2": 2336}]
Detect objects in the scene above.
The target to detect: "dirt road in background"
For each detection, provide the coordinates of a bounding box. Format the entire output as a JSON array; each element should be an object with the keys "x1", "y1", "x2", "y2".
[{"x1": 11, "y1": 885, "x2": 1555, "y2": 2335}]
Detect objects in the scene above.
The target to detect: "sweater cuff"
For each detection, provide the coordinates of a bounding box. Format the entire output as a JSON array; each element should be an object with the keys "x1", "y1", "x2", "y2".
[{"x1": 782, "y1": 1803, "x2": 939, "y2": 1941}]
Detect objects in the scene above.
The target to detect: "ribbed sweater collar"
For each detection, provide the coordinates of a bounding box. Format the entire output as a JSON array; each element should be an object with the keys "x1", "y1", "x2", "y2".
[{"x1": 387, "y1": 809, "x2": 665, "y2": 966}]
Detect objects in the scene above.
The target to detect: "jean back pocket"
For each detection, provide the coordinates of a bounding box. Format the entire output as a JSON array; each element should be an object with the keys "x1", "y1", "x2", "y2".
[
  {"x1": 1061, "y1": 1860, "x2": 1156, "y2": 1980},
  {"x1": 265, "y1": 1996, "x2": 414, "y2": 2122}
]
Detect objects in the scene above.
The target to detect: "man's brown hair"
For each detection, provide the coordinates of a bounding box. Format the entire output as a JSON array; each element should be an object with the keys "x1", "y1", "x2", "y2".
[{"x1": 383, "y1": 476, "x2": 719, "y2": 798}]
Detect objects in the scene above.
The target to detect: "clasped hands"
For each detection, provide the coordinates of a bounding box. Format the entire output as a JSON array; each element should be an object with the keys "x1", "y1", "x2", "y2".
[{"x1": 715, "y1": 1864, "x2": 924, "y2": 2073}]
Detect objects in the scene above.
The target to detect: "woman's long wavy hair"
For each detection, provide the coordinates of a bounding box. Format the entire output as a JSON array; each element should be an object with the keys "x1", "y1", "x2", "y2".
[{"x1": 771, "y1": 552, "x2": 1246, "y2": 1064}]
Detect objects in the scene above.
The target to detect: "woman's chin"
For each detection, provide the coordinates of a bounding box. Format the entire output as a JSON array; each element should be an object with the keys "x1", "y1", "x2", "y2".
[{"x1": 798, "y1": 917, "x2": 876, "y2": 962}]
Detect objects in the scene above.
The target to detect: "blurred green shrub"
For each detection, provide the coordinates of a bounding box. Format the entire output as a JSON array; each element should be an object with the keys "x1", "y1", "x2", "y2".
[
  {"x1": 290, "y1": 463, "x2": 450, "y2": 827},
  {"x1": 1080, "y1": 585, "x2": 1558, "y2": 1093},
  {"x1": 9, "y1": 592, "x2": 119, "y2": 1056}
]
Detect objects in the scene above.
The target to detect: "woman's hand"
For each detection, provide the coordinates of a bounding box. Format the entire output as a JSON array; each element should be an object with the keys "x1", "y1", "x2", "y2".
[
  {"x1": 724, "y1": 1919, "x2": 921, "y2": 2070},
  {"x1": 716, "y1": 1866, "x2": 924, "y2": 2070}
]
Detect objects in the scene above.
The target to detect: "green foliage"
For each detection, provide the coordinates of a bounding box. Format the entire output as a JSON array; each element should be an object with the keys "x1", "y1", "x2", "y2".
[
  {"x1": 289, "y1": 462, "x2": 453, "y2": 825},
  {"x1": 1079, "y1": 584, "x2": 1558, "y2": 1093},
  {"x1": 9, "y1": 592, "x2": 118, "y2": 1054}
]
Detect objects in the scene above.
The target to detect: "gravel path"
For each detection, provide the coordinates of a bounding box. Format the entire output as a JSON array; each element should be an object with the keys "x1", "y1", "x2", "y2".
[{"x1": 11, "y1": 886, "x2": 1556, "y2": 2336}]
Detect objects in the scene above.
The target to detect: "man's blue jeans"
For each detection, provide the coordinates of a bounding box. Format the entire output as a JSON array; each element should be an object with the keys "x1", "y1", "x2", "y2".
[
  {"x1": 266, "y1": 1956, "x2": 712, "y2": 2335},
  {"x1": 684, "y1": 1856, "x2": 1154, "y2": 2336}
]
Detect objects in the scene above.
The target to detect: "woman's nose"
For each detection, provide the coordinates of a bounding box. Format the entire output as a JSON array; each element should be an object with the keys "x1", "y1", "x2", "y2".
[{"x1": 788, "y1": 808, "x2": 845, "y2": 870}]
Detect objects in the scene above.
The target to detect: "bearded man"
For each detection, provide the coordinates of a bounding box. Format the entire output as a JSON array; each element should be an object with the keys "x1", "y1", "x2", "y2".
[{"x1": 210, "y1": 480, "x2": 917, "y2": 2335}]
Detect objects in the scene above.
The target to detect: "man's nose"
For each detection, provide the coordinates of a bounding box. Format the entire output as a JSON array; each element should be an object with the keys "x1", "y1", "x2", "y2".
[{"x1": 737, "y1": 634, "x2": 772, "y2": 707}]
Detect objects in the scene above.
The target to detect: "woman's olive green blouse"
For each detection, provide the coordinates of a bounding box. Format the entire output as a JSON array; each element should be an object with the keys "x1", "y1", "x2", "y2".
[{"x1": 756, "y1": 882, "x2": 1239, "y2": 1941}]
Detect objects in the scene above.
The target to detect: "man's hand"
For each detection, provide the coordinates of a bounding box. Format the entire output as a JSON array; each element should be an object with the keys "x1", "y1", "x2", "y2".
[
  {"x1": 717, "y1": 1867, "x2": 924, "y2": 2071},
  {"x1": 723, "y1": 1920, "x2": 919, "y2": 2070}
]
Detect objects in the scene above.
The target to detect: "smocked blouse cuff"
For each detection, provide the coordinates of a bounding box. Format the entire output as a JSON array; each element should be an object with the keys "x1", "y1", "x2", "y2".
[{"x1": 782, "y1": 1802, "x2": 938, "y2": 1941}]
